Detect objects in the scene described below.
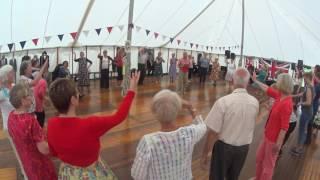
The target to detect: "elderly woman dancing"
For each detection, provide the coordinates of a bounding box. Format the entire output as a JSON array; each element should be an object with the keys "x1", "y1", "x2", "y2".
[{"x1": 131, "y1": 89, "x2": 207, "y2": 180}]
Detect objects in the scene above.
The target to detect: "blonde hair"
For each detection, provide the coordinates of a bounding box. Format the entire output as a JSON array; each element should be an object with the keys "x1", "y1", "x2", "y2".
[
  {"x1": 0, "y1": 65, "x2": 14, "y2": 84},
  {"x1": 151, "y1": 89, "x2": 182, "y2": 123},
  {"x1": 9, "y1": 83, "x2": 31, "y2": 109},
  {"x1": 276, "y1": 73, "x2": 294, "y2": 95}
]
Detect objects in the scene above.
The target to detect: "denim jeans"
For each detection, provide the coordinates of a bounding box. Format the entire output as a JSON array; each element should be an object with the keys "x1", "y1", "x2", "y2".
[{"x1": 298, "y1": 110, "x2": 313, "y2": 144}]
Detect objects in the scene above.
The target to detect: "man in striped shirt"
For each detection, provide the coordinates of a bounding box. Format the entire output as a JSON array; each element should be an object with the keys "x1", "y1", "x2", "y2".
[{"x1": 131, "y1": 89, "x2": 207, "y2": 180}]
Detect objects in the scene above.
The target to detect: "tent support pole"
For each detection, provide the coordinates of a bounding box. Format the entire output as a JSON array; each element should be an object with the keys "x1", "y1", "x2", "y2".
[
  {"x1": 239, "y1": 0, "x2": 245, "y2": 67},
  {"x1": 122, "y1": 0, "x2": 134, "y2": 96}
]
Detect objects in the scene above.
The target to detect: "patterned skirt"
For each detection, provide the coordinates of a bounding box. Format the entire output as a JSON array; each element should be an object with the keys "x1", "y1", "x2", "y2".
[{"x1": 58, "y1": 158, "x2": 117, "y2": 180}]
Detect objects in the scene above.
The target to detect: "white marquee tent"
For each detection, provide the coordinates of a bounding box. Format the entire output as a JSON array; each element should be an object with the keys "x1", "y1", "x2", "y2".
[{"x1": 0, "y1": 0, "x2": 319, "y2": 75}]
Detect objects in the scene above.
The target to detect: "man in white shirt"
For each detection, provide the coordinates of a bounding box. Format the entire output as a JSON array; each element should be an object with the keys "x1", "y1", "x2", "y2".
[
  {"x1": 98, "y1": 50, "x2": 113, "y2": 89},
  {"x1": 138, "y1": 48, "x2": 148, "y2": 85},
  {"x1": 202, "y1": 67, "x2": 259, "y2": 180}
]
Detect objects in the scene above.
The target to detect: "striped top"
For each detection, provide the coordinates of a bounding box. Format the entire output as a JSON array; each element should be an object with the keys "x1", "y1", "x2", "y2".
[{"x1": 131, "y1": 116, "x2": 207, "y2": 180}]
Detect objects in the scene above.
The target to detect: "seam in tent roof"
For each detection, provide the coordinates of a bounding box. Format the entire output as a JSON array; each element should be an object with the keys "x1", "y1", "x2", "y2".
[
  {"x1": 265, "y1": 0, "x2": 284, "y2": 60},
  {"x1": 161, "y1": 0, "x2": 216, "y2": 47}
]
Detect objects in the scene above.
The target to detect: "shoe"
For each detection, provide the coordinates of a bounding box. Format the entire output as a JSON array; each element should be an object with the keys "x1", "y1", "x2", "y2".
[{"x1": 290, "y1": 147, "x2": 303, "y2": 156}]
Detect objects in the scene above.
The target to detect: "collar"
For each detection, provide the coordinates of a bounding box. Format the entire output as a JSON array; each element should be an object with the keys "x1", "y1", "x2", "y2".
[{"x1": 232, "y1": 88, "x2": 248, "y2": 94}]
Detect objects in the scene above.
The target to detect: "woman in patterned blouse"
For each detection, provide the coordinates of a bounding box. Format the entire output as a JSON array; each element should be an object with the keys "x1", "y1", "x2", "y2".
[{"x1": 131, "y1": 89, "x2": 207, "y2": 180}]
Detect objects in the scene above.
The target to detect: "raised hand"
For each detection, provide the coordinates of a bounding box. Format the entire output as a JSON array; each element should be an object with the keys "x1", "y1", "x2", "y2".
[
  {"x1": 129, "y1": 71, "x2": 141, "y2": 92},
  {"x1": 252, "y1": 71, "x2": 257, "y2": 82}
]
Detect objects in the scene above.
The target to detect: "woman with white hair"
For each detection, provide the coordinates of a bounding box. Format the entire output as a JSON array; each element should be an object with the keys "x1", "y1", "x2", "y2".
[
  {"x1": 131, "y1": 89, "x2": 207, "y2": 180},
  {"x1": 252, "y1": 72, "x2": 294, "y2": 180},
  {"x1": 0, "y1": 65, "x2": 15, "y2": 130}
]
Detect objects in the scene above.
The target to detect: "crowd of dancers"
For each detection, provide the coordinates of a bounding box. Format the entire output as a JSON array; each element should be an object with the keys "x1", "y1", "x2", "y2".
[{"x1": 0, "y1": 47, "x2": 319, "y2": 180}]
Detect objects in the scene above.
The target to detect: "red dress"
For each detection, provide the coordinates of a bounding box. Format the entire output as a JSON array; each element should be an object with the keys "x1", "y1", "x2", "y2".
[{"x1": 8, "y1": 112, "x2": 57, "y2": 180}]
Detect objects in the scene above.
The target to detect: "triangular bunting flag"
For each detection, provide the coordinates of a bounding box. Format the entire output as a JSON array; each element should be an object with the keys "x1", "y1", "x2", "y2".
[
  {"x1": 45, "y1": 36, "x2": 52, "y2": 43},
  {"x1": 58, "y1": 34, "x2": 64, "y2": 41},
  {"x1": 70, "y1": 32, "x2": 78, "y2": 40},
  {"x1": 82, "y1": 30, "x2": 89, "y2": 37},
  {"x1": 162, "y1": 35, "x2": 167, "y2": 41},
  {"x1": 20, "y1": 41, "x2": 26, "y2": 49},
  {"x1": 190, "y1": 43, "x2": 194, "y2": 48},
  {"x1": 177, "y1": 39, "x2": 181, "y2": 45},
  {"x1": 154, "y1": 32, "x2": 159, "y2": 39},
  {"x1": 8, "y1": 43, "x2": 14, "y2": 52},
  {"x1": 95, "y1": 28, "x2": 102, "y2": 36},
  {"x1": 228, "y1": 46, "x2": 231, "y2": 50},
  {"x1": 196, "y1": 44, "x2": 199, "y2": 49},
  {"x1": 136, "y1": 26, "x2": 141, "y2": 32},
  {"x1": 170, "y1": 38, "x2": 174, "y2": 44},
  {"x1": 128, "y1": 23, "x2": 134, "y2": 29},
  {"x1": 32, "y1": 38, "x2": 39, "y2": 46},
  {"x1": 146, "y1": 29, "x2": 150, "y2": 36},
  {"x1": 118, "y1": 25, "x2": 124, "y2": 32},
  {"x1": 206, "y1": 46, "x2": 209, "y2": 50},
  {"x1": 107, "y1": 26, "x2": 113, "y2": 34}
]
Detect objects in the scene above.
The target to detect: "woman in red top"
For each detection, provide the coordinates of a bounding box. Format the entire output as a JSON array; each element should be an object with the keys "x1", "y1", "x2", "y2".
[
  {"x1": 47, "y1": 72, "x2": 140, "y2": 179},
  {"x1": 8, "y1": 83, "x2": 57, "y2": 180},
  {"x1": 252, "y1": 72, "x2": 293, "y2": 180}
]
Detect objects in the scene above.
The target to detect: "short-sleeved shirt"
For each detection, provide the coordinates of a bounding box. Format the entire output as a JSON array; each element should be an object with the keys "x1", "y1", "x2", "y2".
[
  {"x1": 205, "y1": 88, "x2": 259, "y2": 146},
  {"x1": 265, "y1": 87, "x2": 293, "y2": 142},
  {"x1": 131, "y1": 116, "x2": 207, "y2": 180},
  {"x1": 178, "y1": 58, "x2": 190, "y2": 73},
  {"x1": 8, "y1": 112, "x2": 57, "y2": 179},
  {"x1": 199, "y1": 58, "x2": 210, "y2": 68},
  {"x1": 0, "y1": 87, "x2": 14, "y2": 130}
]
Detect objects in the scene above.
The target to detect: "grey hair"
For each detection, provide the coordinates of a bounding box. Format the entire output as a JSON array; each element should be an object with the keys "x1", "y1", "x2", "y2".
[
  {"x1": 151, "y1": 89, "x2": 182, "y2": 123},
  {"x1": 276, "y1": 73, "x2": 294, "y2": 95},
  {"x1": 233, "y1": 67, "x2": 250, "y2": 87},
  {"x1": 0, "y1": 65, "x2": 14, "y2": 84},
  {"x1": 20, "y1": 61, "x2": 31, "y2": 76}
]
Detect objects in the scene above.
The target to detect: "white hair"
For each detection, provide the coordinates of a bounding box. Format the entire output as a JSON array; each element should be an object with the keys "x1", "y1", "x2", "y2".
[
  {"x1": 0, "y1": 65, "x2": 14, "y2": 83},
  {"x1": 232, "y1": 67, "x2": 250, "y2": 87},
  {"x1": 151, "y1": 89, "x2": 182, "y2": 123}
]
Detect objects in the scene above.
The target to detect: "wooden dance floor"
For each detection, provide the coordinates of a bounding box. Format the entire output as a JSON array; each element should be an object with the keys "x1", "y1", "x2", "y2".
[{"x1": 0, "y1": 77, "x2": 319, "y2": 180}]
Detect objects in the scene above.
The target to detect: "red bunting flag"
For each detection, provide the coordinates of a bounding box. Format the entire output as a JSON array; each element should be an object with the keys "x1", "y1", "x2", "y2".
[
  {"x1": 70, "y1": 32, "x2": 78, "y2": 40},
  {"x1": 107, "y1": 27, "x2": 113, "y2": 34},
  {"x1": 177, "y1": 39, "x2": 181, "y2": 45},
  {"x1": 154, "y1": 32, "x2": 159, "y2": 39},
  {"x1": 32, "y1": 38, "x2": 39, "y2": 46}
]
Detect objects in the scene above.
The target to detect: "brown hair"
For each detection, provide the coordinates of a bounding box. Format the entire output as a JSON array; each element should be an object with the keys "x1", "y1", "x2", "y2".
[
  {"x1": 9, "y1": 83, "x2": 31, "y2": 109},
  {"x1": 49, "y1": 78, "x2": 77, "y2": 113}
]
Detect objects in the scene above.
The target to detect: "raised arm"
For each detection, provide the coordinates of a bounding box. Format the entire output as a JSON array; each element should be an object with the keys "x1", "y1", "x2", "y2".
[
  {"x1": 88, "y1": 71, "x2": 140, "y2": 137},
  {"x1": 30, "y1": 59, "x2": 48, "y2": 86},
  {"x1": 252, "y1": 71, "x2": 269, "y2": 92}
]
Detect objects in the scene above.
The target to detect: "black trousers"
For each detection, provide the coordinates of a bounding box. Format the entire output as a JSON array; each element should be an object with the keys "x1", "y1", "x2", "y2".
[
  {"x1": 210, "y1": 140, "x2": 249, "y2": 180},
  {"x1": 199, "y1": 67, "x2": 208, "y2": 83},
  {"x1": 188, "y1": 68, "x2": 193, "y2": 80},
  {"x1": 35, "y1": 111, "x2": 45, "y2": 128},
  {"x1": 100, "y1": 69, "x2": 109, "y2": 88},
  {"x1": 117, "y1": 67, "x2": 123, "y2": 80},
  {"x1": 138, "y1": 63, "x2": 146, "y2": 85}
]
